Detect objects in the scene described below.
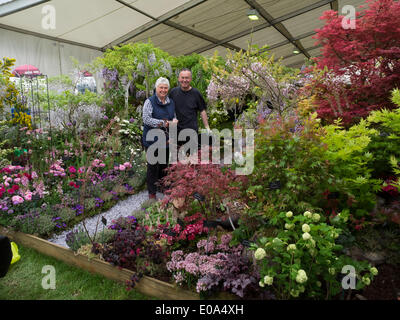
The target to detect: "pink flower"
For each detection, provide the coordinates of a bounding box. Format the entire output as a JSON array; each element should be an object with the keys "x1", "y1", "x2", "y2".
[
  {"x1": 119, "y1": 164, "x2": 126, "y2": 171},
  {"x1": 78, "y1": 167, "x2": 85, "y2": 173},
  {"x1": 12, "y1": 195, "x2": 24, "y2": 205},
  {"x1": 24, "y1": 191, "x2": 32, "y2": 201},
  {"x1": 68, "y1": 166, "x2": 76, "y2": 174},
  {"x1": 31, "y1": 171, "x2": 38, "y2": 179}
]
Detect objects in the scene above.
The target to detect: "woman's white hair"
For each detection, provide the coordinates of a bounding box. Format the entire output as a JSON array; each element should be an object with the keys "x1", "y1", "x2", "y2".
[{"x1": 155, "y1": 77, "x2": 170, "y2": 88}]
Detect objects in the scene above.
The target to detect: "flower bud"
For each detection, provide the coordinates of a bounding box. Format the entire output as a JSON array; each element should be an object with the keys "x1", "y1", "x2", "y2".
[
  {"x1": 362, "y1": 276, "x2": 371, "y2": 286},
  {"x1": 370, "y1": 267, "x2": 378, "y2": 276}
]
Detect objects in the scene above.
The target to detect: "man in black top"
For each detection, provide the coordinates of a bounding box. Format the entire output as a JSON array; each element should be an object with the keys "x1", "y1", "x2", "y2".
[{"x1": 169, "y1": 68, "x2": 210, "y2": 149}]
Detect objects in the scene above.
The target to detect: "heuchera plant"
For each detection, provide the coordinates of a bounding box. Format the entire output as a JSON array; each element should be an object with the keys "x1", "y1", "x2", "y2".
[
  {"x1": 306, "y1": 0, "x2": 400, "y2": 125},
  {"x1": 166, "y1": 233, "x2": 258, "y2": 298}
]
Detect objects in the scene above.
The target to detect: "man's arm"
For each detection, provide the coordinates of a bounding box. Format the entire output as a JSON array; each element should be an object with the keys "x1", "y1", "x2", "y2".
[{"x1": 200, "y1": 109, "x2": 210, "y2": 130}]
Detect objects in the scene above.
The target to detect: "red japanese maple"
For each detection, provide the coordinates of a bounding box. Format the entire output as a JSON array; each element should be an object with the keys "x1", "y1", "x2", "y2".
[{"x1": 308, "y1": 0, "x2": 400, "y2": 125}]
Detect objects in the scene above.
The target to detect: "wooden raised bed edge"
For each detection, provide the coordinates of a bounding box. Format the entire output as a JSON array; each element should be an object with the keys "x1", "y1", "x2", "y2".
[{"x1": 0, "y1": 226, "x2": 200, "y2": 300}]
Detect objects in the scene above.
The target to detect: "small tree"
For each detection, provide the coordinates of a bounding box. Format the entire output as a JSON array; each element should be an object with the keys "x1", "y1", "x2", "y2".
[{"x1": 308, "y1": 0, "x2": 400, "y2": 125}]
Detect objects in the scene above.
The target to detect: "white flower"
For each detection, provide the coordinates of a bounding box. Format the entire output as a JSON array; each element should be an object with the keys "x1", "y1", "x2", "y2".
[
  {"x1": 290, "y1": 289, "x2": 299, "y2": 297},
  {"x1": 259, "y1": 280, "x2": 265, "y2": 287},
  {"x1": 287, "y1": 244, "x2": 297, "y2": 252},
  {"x1": 312, "y1": 213, "x2": 320, "y2": 222},
  {"x1": 370, "y1": 267, "x2": 378, "y2": 276},
  {"x1": 254, "y1": 248, "x2": 266, "y2": 260},
  {"x1": 302, "y1": 232, "x2": 312, "y2": 241},
  {"x1": 296, "y1": 269, "x2": 308, "y2": 284},
  {"x1": 285, "y1": 223, "x2": 294, "y2": 230},
  {"x1": 286, "y1": 211, "x2": 293, "y2": 218},
  {"x1": 362, "y1": 276, "x2": 371, "y2": 286},
  {"x1": 304, "y1": 211, "x2": 312, "y2": 218},
  {"x1": 302, "y1": 224, "x2": 311, "y2": 233},
  {"x1": 264, "y1": 276, "x2": 273, "y2": 286}
]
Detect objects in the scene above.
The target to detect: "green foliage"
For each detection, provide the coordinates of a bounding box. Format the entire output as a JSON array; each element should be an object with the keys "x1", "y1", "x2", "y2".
[
  {"x1": 253, "y1": 210, "x2": 376, "y2": 299},
  {"x1": 390, "y1": 88, "x2": 400, "y2": 107},
  {"x1": 170, "y1": 52, "x2": 221, "y2": 100},
  {"x1": 246, "y1": 113, "x2": 334, "y2": 219},
  {"x1": 321, "y1": 119, "x2": 382, "y2": 217},
  {"x1": 138, "y1": 201, "x2": 176, "y2": 228},
  {"x1": 365, "y1": 103, "x2": 400, "y2": 178}
]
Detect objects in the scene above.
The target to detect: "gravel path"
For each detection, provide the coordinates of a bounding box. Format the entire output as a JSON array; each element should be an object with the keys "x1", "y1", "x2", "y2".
[{"x1": 47, "y1": 191, "x2": 164, "y2": 248}]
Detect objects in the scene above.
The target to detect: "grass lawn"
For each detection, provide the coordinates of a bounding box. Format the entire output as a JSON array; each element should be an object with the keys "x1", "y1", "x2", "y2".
[{"x1": 0, "y1": 244, "x2": 154, "y2": 300}]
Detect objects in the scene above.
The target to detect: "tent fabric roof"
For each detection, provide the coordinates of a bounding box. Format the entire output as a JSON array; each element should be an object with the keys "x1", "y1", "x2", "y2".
[{"x1": 0, "y1": 0, "x2": 368, "y2": 68}]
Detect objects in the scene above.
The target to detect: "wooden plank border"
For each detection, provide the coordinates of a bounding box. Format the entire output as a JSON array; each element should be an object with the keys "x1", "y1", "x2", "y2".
[{"x1": 0, "y1": 226, "x2": 199, "y2": 300}]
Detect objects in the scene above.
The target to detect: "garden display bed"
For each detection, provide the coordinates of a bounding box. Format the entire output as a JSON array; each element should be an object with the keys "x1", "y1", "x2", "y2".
[{"x1": 0, "y1": 226, "x2": 202, "y2": 300}]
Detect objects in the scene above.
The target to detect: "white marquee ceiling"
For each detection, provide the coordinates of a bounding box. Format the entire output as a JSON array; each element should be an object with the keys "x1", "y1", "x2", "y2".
[{"x1": 0, "y1": 0, "x2": 370, "y2": 68}]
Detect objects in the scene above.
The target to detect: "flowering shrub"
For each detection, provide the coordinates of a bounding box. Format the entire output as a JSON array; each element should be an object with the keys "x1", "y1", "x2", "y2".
[
  {"x1": 162, "y1": 157, "x2": 246, "y2": 219},
  {"x1": 206, "y1": 46, "x2": 300, "y2": 120},
  {"x1": 246, "y1": 113, "x2": 334, "y2": 218},
  {"x1": 0, "y1": 165, "x2": 45, "y2": 222},
  {"x1": 153, "y1": 212, "x2": 208, "y2": 249},
  {"x1": 305, "y1": 0, "x2": 400, "y2": 125},
  {"x1": 253, "y1": 210, "x2": 377, "y2": 299},
  {"x1": 167, "y1": 233, "x2": 258, "y2": 298}
]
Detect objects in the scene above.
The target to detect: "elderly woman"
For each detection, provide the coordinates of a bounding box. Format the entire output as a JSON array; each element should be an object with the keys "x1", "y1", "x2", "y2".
[{"x1": 142, "y1": 77, "x2": 177, "y2": 199}]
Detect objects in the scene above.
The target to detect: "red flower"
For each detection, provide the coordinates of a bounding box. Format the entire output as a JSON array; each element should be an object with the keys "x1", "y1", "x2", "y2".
[
  {"x1": 7, "y1": 188, "x2": 14, "y2": 195},
  {"x1": 23, "y1": 172, "x2": 32, "y2": 180},
  {"x1": 68, "y1": 166, "x2": 77, "y2": 174}
]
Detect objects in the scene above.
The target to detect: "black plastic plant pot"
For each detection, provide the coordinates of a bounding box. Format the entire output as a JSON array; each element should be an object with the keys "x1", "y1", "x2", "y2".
[
  {"x1": 268, "y1": 181, "x2": 281, "y2": 190},
  {"x1": 203, "y1": 220, "x2": 218, "y2": 229},
  {"x1": 327, "y1": 192, "x2": 340, "y2": 199},
  {"x1": 216, "y1": 216, "x2": 239, "y2": 230},
  {"x1": 241, "y1": 240, "x2": 255, "y2": 248},
  {"x1": 193, "y1": 192, "x2": 205, "y2": 202}
]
